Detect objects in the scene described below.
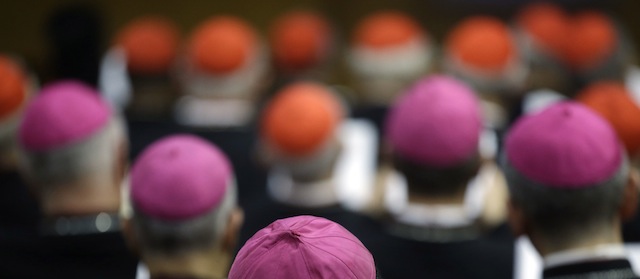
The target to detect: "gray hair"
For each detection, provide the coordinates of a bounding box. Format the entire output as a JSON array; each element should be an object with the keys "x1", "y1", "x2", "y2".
[
  {"x1": 131, "y1": 179, "x2": 238, "y2": 256},
  {"x1": 502, "y1": 153, "x2": 629, "y2": 242},
  {"x1": 18, "y1": 116, "x2": 126, "y2": 190}
]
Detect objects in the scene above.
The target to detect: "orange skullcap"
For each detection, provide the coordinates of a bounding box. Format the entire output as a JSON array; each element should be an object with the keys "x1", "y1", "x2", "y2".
[
  {"x1": 516, "y1": 2, "x2": 569, "y2": 57},
  {"x1": 116, "y1": 16, "x2": 179, "y2": 75},
  {"x1": 353, "y1": 11, "x2": 423, "y2": 49},
  {"x1": 446, "y1": 16, "x2": 516, "y2": 72},
  {"x1": 188, "y1": 16, "x2": 258, "y2": 74},
  {"x1": 577, "y1": 81, "x2": 640, "y2": 155},
  {"x1": 262, "y1": 82, "x2": 342, "y2": 156},
  {"x1": 562, "y1": 11, "x2": 617, "y2": 71},
  {"x1": 0, "y1": 56, "x2": 26, "y2": 120},
  {"x1": 270, "y1": 10, "x2": 331, "y2": 72}
]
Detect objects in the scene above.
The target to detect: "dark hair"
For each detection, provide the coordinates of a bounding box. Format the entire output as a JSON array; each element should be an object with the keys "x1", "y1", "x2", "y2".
[
  {"x1": 502, "y1": 154, "x2": 628, "y2": 242},
  {"x1": 393, "y1": 153, "x2": 481, "y2": 197}
]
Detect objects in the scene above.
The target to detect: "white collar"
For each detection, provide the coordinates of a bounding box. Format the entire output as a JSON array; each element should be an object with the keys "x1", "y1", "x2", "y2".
[
  {"x1": 625, "y1": 65, "x2": 640, "y2": 107},
  {"x1": 544, "y1": 244, "x2": 628, "y2": 269},
  {"x1": 99, "y1": 47, "x2": 132, "y2": 111},
  {"x1": 267, "y1": 168, "x2": 339, "y2": 208},
  {"x1": 174, "y1": 96, "x2": 255, "y2": 127},
  {"x1": 384, "y1": 162, "x2": 500, "y2": 228},
  {"x1": 394, "y1": 202, "x2": 475, "y2": 227}
]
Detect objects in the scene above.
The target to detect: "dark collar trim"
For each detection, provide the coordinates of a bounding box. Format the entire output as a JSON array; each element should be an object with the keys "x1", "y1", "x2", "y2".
[{"x1": 41, "y1": 212, "x2": 121, "y2": 236}]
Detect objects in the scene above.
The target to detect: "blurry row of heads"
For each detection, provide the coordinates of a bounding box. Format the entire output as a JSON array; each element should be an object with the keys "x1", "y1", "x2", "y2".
[
  {"x1": 109, "y1": 2, "x2": 633, "y2": 97},
  {"x1": 3, "y1": 3, "x2": 640, "y2": 169},
  {"x1": 6, "y1": 2, "x2": 635, "y2": 113},
  {"x1": 93, "y1": 1, "x2": 638, "y2": 135}
]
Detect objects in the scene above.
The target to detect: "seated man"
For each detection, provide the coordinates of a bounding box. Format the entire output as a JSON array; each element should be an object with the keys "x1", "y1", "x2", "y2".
[
  {"x1": 559, "y1": 11, "x2": 631, "y2": 91},
  {"x1": 513, "y1": 2, "x2": 572, "y2": 94},
  {"x1": 269, "y1": 10, "x2": 335, "y2": 82},
  {"x1": 444, "y1": 16, "x2": 527, "y2": 131},
  {"x1": 510, "y1": 3, "x2": 571, "y2": 125},
  {"x1": 9, "y1": 81, "x2": 137, "y2": 278},
  {"x1": 102, "y1": 15, "x2": 180, "y2": 119},
  {"x1": 503, "y1": 102, "x2": 639, "y2": 278},
  {"x1": 242, "y1": 81, "x2": 377, "y2": 242},
  {"x1": 175, "y1": 15, "x2": 270, "y2": 128},
  {"x1": 125, "y1": 134, "x2": 243, "y2": 279},
  {"x1": 576, "y1": 82, "x2": 640, "y2": 243},
  {"x1": 364, "y1": 75, "x2": 513, "y2": 279},
  {"x1": 348, "y1": 11, "x2": 433, "y2": 107},
  {"x1": 229, "y1": 215, "x2": 377, "y2": 279}
]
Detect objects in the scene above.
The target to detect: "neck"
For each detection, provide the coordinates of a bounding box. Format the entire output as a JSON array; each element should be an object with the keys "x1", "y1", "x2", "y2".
[
  {"x1": 535, "y1": 220, "x2": 623, "y2": 257},
  {"x1": 407, "y1": 188, "x2": 467, "y2": 206},
  {"x1": 41, "y1": 175, "x2": 121, "y2": 217},
  {"x1": 144, "y1": 248, "x2": 231, "y2": 279}
]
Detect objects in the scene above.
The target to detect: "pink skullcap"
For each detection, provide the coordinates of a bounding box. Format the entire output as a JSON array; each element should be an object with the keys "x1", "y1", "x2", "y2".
[
  {"x1": 505, "y1": 102, "x2": 623, "y2": 188},
  {"x1": 131, "y1": 134, "x2": 233, "y2": 220},
  {"x1": 228, "y1": 215, "x2": 376, "y2": 279},
  {"x1": 385, "y1": 75, "x2": 482, "y2": 167},
  {"x1": 18, "y1": 80, "x2": 110, "y2": 152}
]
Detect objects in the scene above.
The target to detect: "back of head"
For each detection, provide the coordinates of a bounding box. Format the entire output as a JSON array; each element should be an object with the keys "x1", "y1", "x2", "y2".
[
  {"x1": 577, "y1": 81, "x2": 640, "y2": 157},
  {"x1": 514, "y1": 3, "x2": 572, "y2": 93},
  {"x1": 130, "y1": 134, "x2": 236, "y2": 256},
  {"x1": 446, "y1": 16, "x2": 517, "y2": 74},
  {"x1": 385, "y1": 75, "x2": 482, "y2": 195},
  {"x1": 261, "y1": 82, "x2": 343, "y2": 158},
  {"x1": 182, "y1": 15, "x2": 268, "y2": 100},
  {"x1": 445, "y1": 16, "x2": 524, "y2": 93},
  {"x1": 269, "y1": 10, "x2": 332, "y2": 74},
  {"x1": 561, "y1": 11, "x2": 618, "y2": 73},
  {"x1": 503, "y1": 102, "x2": 627, "y2": 244},
  {"x1": 229, "y1": 215, "x2": 376, "y2": 279},
  {"x1": 187, "y1": 16, "x2": 258, "y2": 76},
  {"x1": 349, "y1": 11, "x2": 431, "y2": 104},
  {"x1": 116, "y1": 16, "x2": 180, "y2": 76},
  {"x1": 352, "y1": 11, "x2": 424, "y2": 51},
  {"x1": 17, "y1": 80, "x2": 123, "y2": 189},
  {"x1": 0, "y1": 56, "x2": 29, "y2": 161},
  {"x1": 515, "y1": 2, "x2": 569, "y2": 60}
]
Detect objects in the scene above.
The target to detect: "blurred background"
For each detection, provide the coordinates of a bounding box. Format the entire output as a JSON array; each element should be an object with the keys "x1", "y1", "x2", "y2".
[{"x1": 0, "y1": 0, "x2": 637, "y2": 84}]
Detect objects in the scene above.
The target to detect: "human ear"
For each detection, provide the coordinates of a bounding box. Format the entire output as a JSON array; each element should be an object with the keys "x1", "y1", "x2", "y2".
[
  {"x1": 507, "y1": 198, "x2": 526, "y2": 237},
  {"x1": 222, "y1": 207, "x2": 245, "y2": 253}
]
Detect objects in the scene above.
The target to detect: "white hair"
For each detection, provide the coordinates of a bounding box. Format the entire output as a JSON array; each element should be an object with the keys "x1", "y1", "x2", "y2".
[
  {"x1": 18, "y1": 116, "x2": 126, "y2": 190},
  {"x1": 132, "y1": 179, "x2": 238, "y2": 256}
]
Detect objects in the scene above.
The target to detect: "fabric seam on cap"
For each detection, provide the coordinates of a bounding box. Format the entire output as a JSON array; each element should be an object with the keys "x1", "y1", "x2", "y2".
[
  {"x1": 237, "y1": 233, "x2": 290, "y2": 276},
  {"x1": 298, "y1": 237, "x2": 315, "y2": 279},
  {"x1": 304, "y1": 239, "x2": 365, "y2": 279}
]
